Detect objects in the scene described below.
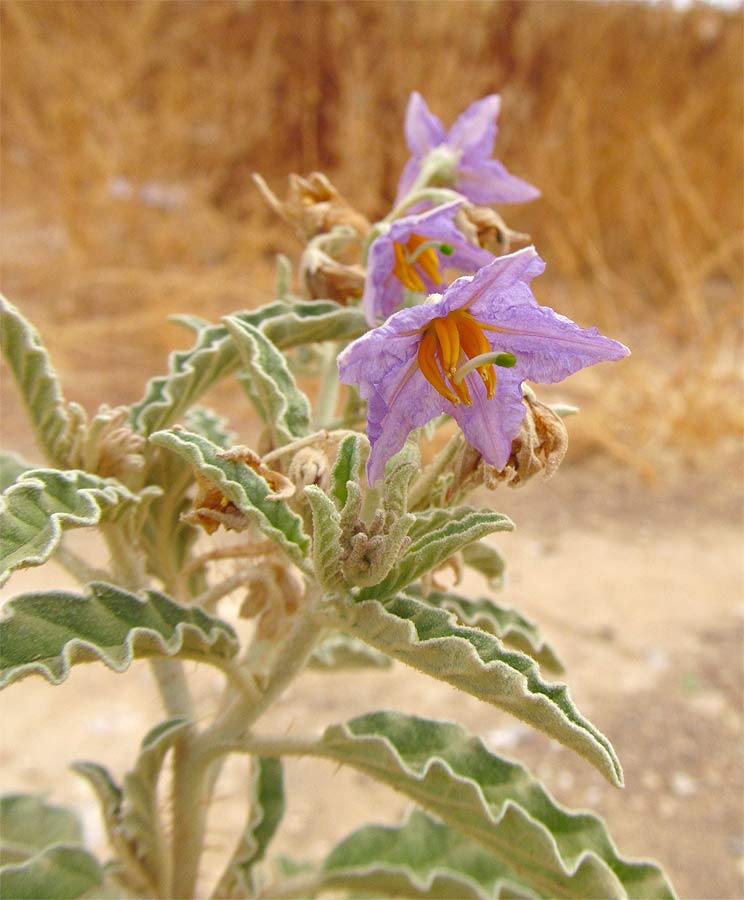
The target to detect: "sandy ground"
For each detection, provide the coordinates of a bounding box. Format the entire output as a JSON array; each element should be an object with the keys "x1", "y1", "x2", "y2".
[{"x1": 1, "y1": 457, "x2": 742, "y2": 900}]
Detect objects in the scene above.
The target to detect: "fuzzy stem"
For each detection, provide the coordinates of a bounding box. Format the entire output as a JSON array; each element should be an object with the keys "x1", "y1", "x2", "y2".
[{"x1": 407, "y1": 430, "x2": 464, "y2": 511}]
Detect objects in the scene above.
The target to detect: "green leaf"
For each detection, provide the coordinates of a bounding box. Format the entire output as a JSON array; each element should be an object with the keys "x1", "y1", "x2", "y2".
[
  {"x1": 0, "y1": 581, "x2": 239, "y2": 689},
  {"x1": 183, "y1": 406, "x2": 235, "y2": 448},
  {"x1": 130, "y1": 300, "x2": 361, "y2": 436},
  {"x1": 358, "y1": 507, "x2": 514, "y2": 601},
  {"x1": 0, "y1": 451, "x2": 33, "y2": 492},
  {"x1": 0, "y1": 845, "x2": 104, "y2": 900},
  {"x1": 381, "y1": 439, "x2": 420, "y2": 521},
  {"x1": 0, "y1": 469, "x2": 143, "y2": 587},
  {"x1": 309, "y1": 712, "x2": 673, "y2": 899},
  {"x1": 304, "y1": 485, "x2": 344, "y2": 590},
  {"x1": 462, "y1": 541, "x2": 506, "y2": 590},
  {"x1": 224, "y1": 317, "x2": 311, "y2": 445},
  {"x1": 323, "y1": 808, "x2": 533, "y2": 899},
  {"x1": 0, "y1": 296, "x2": 73, "y2": 466},
  {"x1": 333, "y1": 594, "x2": 622, "y2": 786},
  {"x1": 213, "y1": 758, "x2": 285, "y2": 898},
  {"x1": 309, "y1": 633, "x2": 391, "y2": 670},
  {"x1": 149, "y1": 429, "x2": 309, "y2": 563},
  {"x1": 330, "y1": 433, "x2": 368, "y2": 510},
  {"x1": 418, "y1": 589, "x2": 564, "y2": 674},
  {"x1": 0, "y1": 795, "x2": 83, "y2": 866}
]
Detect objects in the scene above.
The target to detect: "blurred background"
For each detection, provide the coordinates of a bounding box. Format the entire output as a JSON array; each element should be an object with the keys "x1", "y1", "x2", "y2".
[{"x1": 1, "y1": 2, "x2": 742, "y2": 898}]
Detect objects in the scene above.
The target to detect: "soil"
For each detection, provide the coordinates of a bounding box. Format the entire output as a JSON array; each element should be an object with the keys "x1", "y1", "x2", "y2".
[{"x1": 1, "y1": 457, "x2": 742, "y2": 900}]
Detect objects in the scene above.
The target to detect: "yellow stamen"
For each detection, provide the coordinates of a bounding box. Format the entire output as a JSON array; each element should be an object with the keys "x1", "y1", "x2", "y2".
[
  {"x1": 417, "y1": 330, "x2": 460, "y2": 404},
  {"x1": 433, "y1": 315, "x2": 460, "y2": 376},
  {"x1": 392, "y1": 233, "x2": 444, "y2": 292}
]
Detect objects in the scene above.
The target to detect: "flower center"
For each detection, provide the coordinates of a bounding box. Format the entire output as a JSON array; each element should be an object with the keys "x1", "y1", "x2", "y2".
[
  {"x1": 417, "y1": 309, "x2": 505, "y2": 406},
  {"x1": 392, "y1": 233, "x2": 448, "y2": 292}
]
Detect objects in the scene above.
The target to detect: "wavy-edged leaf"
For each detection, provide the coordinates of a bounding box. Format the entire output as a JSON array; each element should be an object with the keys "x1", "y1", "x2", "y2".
[
  {"x1": 382, "y1": 439, "x2": 420, "y2": 520},
  {"x1": 418, "y1": 589, "x2": 564, "y2": 674},
  {"x1": 213, "y1": 758, "x2": 285, "y2": 898},
  {"x1": 358, "y1": 507, "x2": 513, "y2": 601},
  {"x1": 224, "y1": 316, "x2": 311, "y2": 444},
  {"x1": 184, "y1": 406, "x2": 235, "y2": 448},
  {"x1": 330, "y1": 433, "x2": 367, "y2": 510},
  {"x1": 0, "y1": 795, "x2": 83, "y2": 866},
  {"x1": 130, "y1": 300, "x2": 359, "y2": 436},
  {"x1": 308, "y1": 712, "x2": 673, "y2": 899},
  {"x1": 304, "y1": 485, "x2": 344, "y2": 590},
  {"x1": 462, "y1": 541, "x2": 506, "y2": 590},
  {"x1": 150, "y1": 429, "x2": 309, "y2": 563},
  {"x1": 0, "y1": 451, "x2": 34, "y2": 492},
  {"x1": 333, "y1": 594, "x2": 622, "y2": 785},
  {"x1": 0, "y1": 296, "x2": 72, "y2": 465},
  {"x1": 323, "y1": 808, "x2": 533, "y2": 899},
  {"x1": 0, "y1": 581, "x2": 239, "y2": 689},
  {"x1": 0, "y1": 469, "x2": 143, "y2": 587},
  {"x1": 309, "y1": 633, "x2": 391, "y2": 670},
  {"x1": 0, "y1": 845, "x2": 104, "y2": 900}
]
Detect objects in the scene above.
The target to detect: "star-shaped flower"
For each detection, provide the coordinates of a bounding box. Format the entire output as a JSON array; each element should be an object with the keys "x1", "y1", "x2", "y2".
[
  {"x1": 338, "y1": 247, "x2": 629, "y2": 485},
  {"x1": 396, "y1": 92, "x2": 540, "y2": 206},
  {"x1": 362, "y1": 200, "x2": 493, "y2": 325}
]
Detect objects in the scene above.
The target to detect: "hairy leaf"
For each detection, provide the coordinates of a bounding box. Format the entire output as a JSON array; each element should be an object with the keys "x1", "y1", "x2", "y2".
[
  {"x1": 309, "y1": 633, "x2": 391, "y2": 670},
  {"x1": 0, "y1": 451, "x2": 33, "y2": 492},
  {"x1": 213, "y1": 758, "x2": 285, "y2": 898},
  {"x1": 462, "y1": 541, "x2": 507, "y2": 590},
  {"x1": 224, "y1": 316, "x2": 311, "y2": 444},
  {"x1": 330, "y1": 433, "x2": 368, "y2": 510},
  {"x1": 150, "y1": 429, "x2": 309, "y2": 563},
  {"x1": 333, "y1": 594, "x2": 622, "y2": 786},
  {"x1": 0, "y1": 296, "x2": 73, "y2": 465},
  {"x1": 0, "y1": 795, "x2": 83, "y2": 866},
  {"x1": 358, "y1": 508, "x2": 513, "y2": 601},
  {"x1": 130, "y1": 300, "x2": 360, "y2": 436},
  {"x1": 304, "y1": 485, "x2": 344, "y2": 590},
  {"x1": 0, "y1": 469, "x2": 143, "y2": 586},
  {"x1": 308, "y1": 712, "x2": 672, "y2": 899},
  {"x1": 382, "y1": 439, "x2": 420, "y2": 521},
  {"x1": 323, "y1": 808, "x2": 533, "y2": 899},
  {"x1": 0, "y1": 845, "x2": 104, "y2": 900},
  {"x1": 184, "y1": 406, "x2": 236, "y2": 448},
  {"x1": 418, "y1": 589, "x2": 564, "y2": 674},
  {"x1": 0, "y1": 582, "x2": 239, "y2": 689}
]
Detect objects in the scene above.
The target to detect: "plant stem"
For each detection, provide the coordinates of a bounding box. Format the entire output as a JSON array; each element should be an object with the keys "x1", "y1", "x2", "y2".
[{"x1": 407, "y1": 430, "x2": 463, "y2": 510}]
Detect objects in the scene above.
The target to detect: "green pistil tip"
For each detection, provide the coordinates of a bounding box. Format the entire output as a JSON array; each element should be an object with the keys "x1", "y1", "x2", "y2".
[
  {"x1": 494, "y1": 352, "x2": 517, "y2": 368},
  {"x1": 439, "y1": 243, "x2": 454, "y2": 256}
]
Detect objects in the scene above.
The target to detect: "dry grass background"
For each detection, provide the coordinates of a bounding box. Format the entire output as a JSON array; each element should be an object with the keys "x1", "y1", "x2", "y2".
[{"x1": 1, "y1": 0, "x2": 742, "y2": 476}]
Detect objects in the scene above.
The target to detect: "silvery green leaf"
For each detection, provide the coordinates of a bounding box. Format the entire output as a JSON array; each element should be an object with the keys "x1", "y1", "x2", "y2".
[
  {"x1": 0, "y1": 469, "x2": 143, "y2": 587},
  {"x1": 416, "y1": 589, "x2": 564, "y2": 674},
  {"x1": 333, "y1": 595, "x2": 622, "y2": 786},
  {"x1": 0, "y1": 451, "x2": 33, "y2": 492},
  {"x1": 304, "y1": 485, "x2": 345, "y2": 591},
  {"x1": 0, "y1": 296, "x2": 73, "y2": 466},
  {"x1": 0, "y1": 581, "x2": 239, "y2": 689},
  {"x1": 322, "y1": 808, "x2": 533, "y2": 899},
  {"x1": 309, "y1": 712, "x2": 673, "y2": 898},
  {"x1": 224, "y1": 316, "x2": 311, "y2": 444},
  {"x1": 462, "y1": 541, "x2": 506, "y2": 590},
  {"x1": 382, "y1": 439, "x2": 420, "y2": 520},
  {"x1": 330, "y1": 433, "x2": 368, "y2": 510},
  {"x1": 309, "y1": 633, "x2": 391, "y2": 670},
  {"x1": 358, "y1": 508, "x2": 513, "y2": 601},
  {"x1": 149, "y1": 429, "x2": 309, "y2": 563},
  {"x1": 130, "y1": 300, "x2": 358, "y2": 436},
  {"x1": 0, "y1": 795, "x2": 83, "y2": 866},
  {"x1": 184, "y1": 406, "x2": 235, "y2": 448},
  {"x1": 212, "y1": 758, "x2": 285, "y2": 899},
  {"x1": 0, "y1": 845, "x2": 104, "y2": 900}
]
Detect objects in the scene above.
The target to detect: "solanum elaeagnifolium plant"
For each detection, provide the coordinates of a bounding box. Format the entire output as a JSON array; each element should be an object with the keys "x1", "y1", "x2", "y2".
[{"x1": 0, "y1": 92, "x2": 676, "y2": 900}]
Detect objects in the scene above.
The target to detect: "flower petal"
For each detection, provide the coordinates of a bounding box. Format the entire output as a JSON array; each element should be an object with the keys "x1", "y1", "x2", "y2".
[
  {"x1": 361, "y1": 235, "x2": 405, "y2": 325},
  {"x1": 457, "y1": 159, "x2": 541, "y2": 205},
  {"x1": 404, "y1": 91, "x2": 446, "y2": 156},
  {"x1": 451, "y1": 369, "x2": 527, "y2": 471},
  {"x1": 447, "y1": 94, "x2": 501, "y2": 157}
]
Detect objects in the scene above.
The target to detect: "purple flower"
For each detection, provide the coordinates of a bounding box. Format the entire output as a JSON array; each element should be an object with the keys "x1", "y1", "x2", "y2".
[
  {"x1": 396, "y1": 92, "x2": 540, "y2": 206},
  {"x1": 338, "y1": 247, "x2": 629, "y2": 485},
  {"x1": 363, "y1": 200, "x2": 493, "y2": 325}
]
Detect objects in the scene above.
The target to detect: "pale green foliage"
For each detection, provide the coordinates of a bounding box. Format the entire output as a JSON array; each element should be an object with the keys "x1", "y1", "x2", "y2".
[
  {"x1": 462, "y1": 540, "x2": 507, "y2": 590},
  {"x1": 184, "y1": 406, "x2": 236, "y2": 448},
  {"x1": 150, "y1": 428, "x2": 310, "y2": 562},
  {"x1": 309, "y1": 633, "x2": 391, "y2": 670},
  {"x1": 0, "y1": 469, "x2": 146, "y2": 586},
  {"x1": 332, "y1": 593, "x2": 622, "y2": 785},
  {"x1": 305, "y1": 484, "x2": 345, "y2": 590},
  {"x1": 0, "y1": 582, "x2": 239, "y2": 688},
  {"x1": 0, "y1": 450, "x2": 33, "y2": 492},
  {"x1": 0, "y1": 845, "x2": 105, "y2": 900},
  {"x1": 0, "y1": 795, "x2": 83, "y2": 866}
]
